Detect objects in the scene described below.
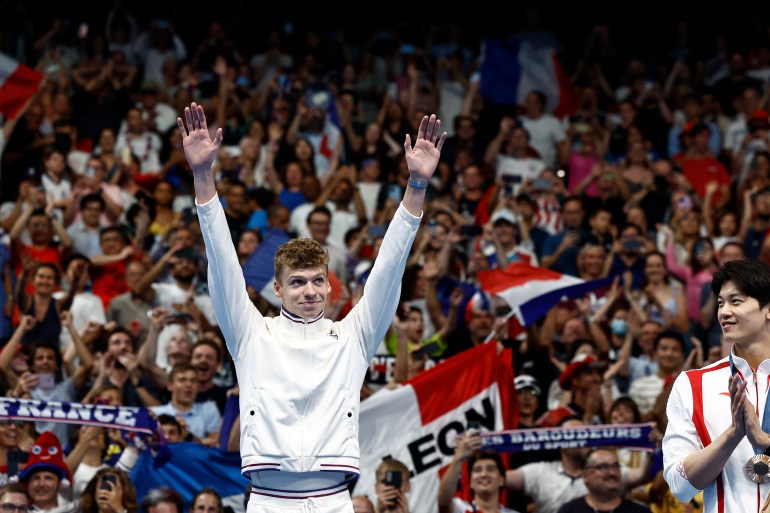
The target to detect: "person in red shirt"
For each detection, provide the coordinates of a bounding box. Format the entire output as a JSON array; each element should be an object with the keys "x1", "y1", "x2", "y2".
[{"x1": 90, "y1": 226, "x2": 135, "y2": 310}]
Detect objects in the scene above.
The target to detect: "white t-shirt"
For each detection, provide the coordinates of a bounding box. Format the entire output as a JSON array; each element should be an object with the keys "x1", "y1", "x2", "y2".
[
  {"x1": 151, "y1": 282, "x2": 216, "y2": 325},
  {"x1": 357, "y1": 182, "x2": 382, "y2": 223},
  {"x1": 519, "y1": 115, "x2": 567, "y2": 169}
]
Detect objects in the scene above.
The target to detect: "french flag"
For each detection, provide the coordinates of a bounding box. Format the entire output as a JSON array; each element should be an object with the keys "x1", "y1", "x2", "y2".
[
  {"x1": 355, "y1": 342, "x2": 516, "y2": 513},
  {"x1": 478, "y1": 262, "x2": 613, "y2": 327},
  {"x1": 479, "y1": 39, "x2": 576, "y2": 117},
  {"x1": 0, "y1": 53, "x2": 43, "y2": 120}
]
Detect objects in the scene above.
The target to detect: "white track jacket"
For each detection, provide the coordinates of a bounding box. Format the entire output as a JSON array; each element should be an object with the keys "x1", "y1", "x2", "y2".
[{"x1": 197, "y1": 195, "x2": 420, "y2": 478}]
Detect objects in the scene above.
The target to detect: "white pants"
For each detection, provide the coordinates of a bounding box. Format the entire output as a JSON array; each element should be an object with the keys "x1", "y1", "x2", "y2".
[{"x1": 246, "y1": 488, "x2": 353, "y2": 513}]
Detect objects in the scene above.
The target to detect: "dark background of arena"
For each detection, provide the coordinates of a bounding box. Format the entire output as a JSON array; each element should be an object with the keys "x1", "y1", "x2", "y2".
[{"x1": 4, "y1": 4, "x2": 770, "y2": 75}]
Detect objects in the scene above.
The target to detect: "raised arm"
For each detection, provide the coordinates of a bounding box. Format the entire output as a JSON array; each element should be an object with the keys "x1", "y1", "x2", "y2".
[
  {"x1": 438, "y1": 432, "x2": 481, "y2": 513},
  {"x1": 402, "y1": 114, "x2": 446, "y2": 217},
  {"x1": 178, "y1": 102, "x2": 223, "y2": 204},
  {"x1": 342, "y1": 115, "x2": 446, "y2": 360},
  {"x1": 178, "y1": 102, "x2": 261, "y2": 358}
]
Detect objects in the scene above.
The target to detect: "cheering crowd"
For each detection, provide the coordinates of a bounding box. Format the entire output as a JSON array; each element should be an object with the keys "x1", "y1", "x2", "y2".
[{"x1": 2, "y1": 7, "x2": 770, "y2": 513}]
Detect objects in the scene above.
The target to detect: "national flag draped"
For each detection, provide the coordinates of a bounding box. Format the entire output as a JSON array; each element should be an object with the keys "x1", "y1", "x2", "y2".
[
  {"x1": 478, "y1": 262, "x2": 613, "y2": 327},
  {"x1": 479, "y1": 39, "x2": 576, "y2": 117},
  {"x1": 0, "y1": 53, "x2": 43, "y2": 119},
  {"x1": 131, "y1": 443, "x2": 249, "y2": 513},
  {"x1": 354, "y1": 342, "x2": 516, "y2": 513}
]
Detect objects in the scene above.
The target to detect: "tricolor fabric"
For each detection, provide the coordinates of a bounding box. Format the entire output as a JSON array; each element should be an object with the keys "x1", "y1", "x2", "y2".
[
  {"x1": 0, "y1": 53, "x2": 43, "y2": 119},
  {"x1": 478, "y1": 262, "x2": 613, "y2": 327},
  {"x1": 479, "y1": 39, "x2": 575, "y2": 117},
  {"x1": 354, "y1": 342, "x2": 516, "y2": 513}
]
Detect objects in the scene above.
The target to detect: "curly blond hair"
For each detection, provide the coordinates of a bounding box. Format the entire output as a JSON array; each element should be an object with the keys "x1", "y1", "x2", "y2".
[{"x1": 274, "y1": 238, "x2": 330, "y2": 283}]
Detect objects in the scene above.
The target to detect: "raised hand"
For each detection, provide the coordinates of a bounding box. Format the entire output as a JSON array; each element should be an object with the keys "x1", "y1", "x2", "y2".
[
  {"x1": 176, "y1": 102, "x2": 223, "y2": 174},
  {"x1": 403, "y1": 114, "x2": 446, "y2": 182}
]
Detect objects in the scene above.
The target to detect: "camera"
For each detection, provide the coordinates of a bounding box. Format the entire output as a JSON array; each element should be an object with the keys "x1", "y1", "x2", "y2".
[
  {"x1": 384, "y1": 470, "x2": 402, "y2": 490},
  {"x1": 100, "y1": 473, "x2": 117, "y2": 490},
  {"x1": 460, "y1": 225, "x2": 482, "y2": 237},
  {"x1": 622, "y1": 239, "x2": 643, "y2": 252}
]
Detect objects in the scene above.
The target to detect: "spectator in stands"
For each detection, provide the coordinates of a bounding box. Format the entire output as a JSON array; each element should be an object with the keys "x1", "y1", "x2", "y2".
[
  {"x1": 190, "y1": 488, "x2": 222, "y2": 513},
  {"x1": 139, "y1": 487, "x2": 184, "y2": 513},
  {"x1": 18, "y1": 432, "x2": 76, "y2": 513},
  {"x1": 556, "y1": 448, "x2": 651, "y2": 513},
  {"x1": 0, "y1": 484, "x2": 29, "y2": 513},
  {"x1": 78, "y1": 468, "x2": 139, "y2": 513},
  {"x1": 628, "y1": 330, "x2": 687, "y2": 418},
  {"x1": 438, "y1": 429, "x2": 518, "y2": 513},
  {"x1": 373, "y1": 459, "x2": 411, "y2": 513},
  {"x1": 150, "y1": 363, "x2": 221, "y2": 446},
  {"x1": 2, "y1": 313, "x2": 92, "y2": 444}
]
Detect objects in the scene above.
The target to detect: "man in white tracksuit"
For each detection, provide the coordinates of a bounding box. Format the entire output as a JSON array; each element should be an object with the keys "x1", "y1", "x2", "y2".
[
  {"x1": 664, "y1": 259, "x2": 770, "y2": 513},
  {"x1": 177, "y1": 102, "x2": 446, "y2": 513}
]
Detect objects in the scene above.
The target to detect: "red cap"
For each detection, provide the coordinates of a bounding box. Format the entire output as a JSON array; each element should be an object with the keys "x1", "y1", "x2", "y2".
[{"x1": 559, "y1": 353, "x2": 607, "y2": 390}]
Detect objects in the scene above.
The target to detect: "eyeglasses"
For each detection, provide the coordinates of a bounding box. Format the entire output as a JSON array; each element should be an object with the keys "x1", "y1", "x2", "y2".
[
  {"x1": 516, "y1": 388, "x2": 540, "y2": 397},
  {"x1": 0, "y1": 420, "x2": 25, "y2": 428},
  {"x1": 586, "y1": 462, "x2": 621, "y2": 472},
  {"x1": 1, "y1": 504, "x2": 30, "y2": 513}
]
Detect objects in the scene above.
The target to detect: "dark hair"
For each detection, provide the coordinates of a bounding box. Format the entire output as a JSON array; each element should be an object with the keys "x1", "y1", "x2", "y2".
[
  {"x1": 307, "y1": 205, "x2": 332, "y2": 225},
  {"x1": 192, "y1": 338, "x2": 222, "y2": 363},
  {"x1": 191, "y1": 488, "x2": 222, "y2": 513},
  {"x1": 719, "y1": 241, "x2": 745, "y2": 257},
  {"x1": 63, "y1": 252, "x2": 90, "y2": 272},
  {"x1": 609, "y1": 396, "x2": 642, "y2": 424},
  {"x1": 168, "y1": 362, "x2": 197, "y2": 382},
  {"x1": 140, "y1": 487, "x2": 183, "y2": 513},
  {"x1": 690, "y1": 237, "x2": 717, "y2": 274},
  {"x1": 466, "y1": 450, "x2": 505, "y2": 496},
  {"x1": 99, "y1": 226, "x2": 130, "y2": 245},
  {"x1": 711, "y1": 259, "x2": 770, "y2": 308},
  {"x1": 528, "y1": 90, "x2": 547, "y2": 108},
  {"x1": 27, "y1": 208, "x2": 51, "y2": 225},
  {"x1": 80, "y1": 193, "x2": 106, "y2": 212},
  {"x1": 642, "y1": 251, "x2": 670, "y2": 285},
  {"x1": 0, "y1": 483, "x2": 28, "y2": 502},
  {"x1": 28, "y1": 339, "x2": 64, "y2": 381},
  {"x1": 32, "y1": 261, "x2": 62, "y2": 283},
  {"x1": 157, "y1": 414, "x2": 182, "y2": 431},
  {"x1": 99, "y1": 326, "x2": 136, "y2": 353},
  {"x1": 80, "y1": 468, "x2": 138, "y2": 513},
  {"x1": 653, "y1": 329, "x2": 686, "y2": 353}
]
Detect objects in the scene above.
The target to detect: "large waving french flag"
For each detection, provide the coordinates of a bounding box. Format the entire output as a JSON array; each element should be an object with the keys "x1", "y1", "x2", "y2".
[
  {"x1": 478, "y1": 262, "x2": 613, "y2": 327},
  {"x1": 354, "y1": 342, "x2": 516, "y2": 513},
  {"x1": 479, "y1": 39, "x2": 576, "y2": 117},
  {"x1": 0, "y1": 53, "x2": 43, "y2": 119}
]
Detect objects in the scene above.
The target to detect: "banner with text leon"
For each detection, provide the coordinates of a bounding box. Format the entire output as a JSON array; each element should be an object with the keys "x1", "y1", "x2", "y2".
[{"x1": 354, "y1": 342, "x2": 516, "y2": 513}]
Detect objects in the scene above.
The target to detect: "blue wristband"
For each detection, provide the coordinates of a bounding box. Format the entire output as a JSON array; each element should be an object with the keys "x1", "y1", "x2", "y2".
[{"x1": 408, "y1": 177, "x2": 429, "y2": 189}]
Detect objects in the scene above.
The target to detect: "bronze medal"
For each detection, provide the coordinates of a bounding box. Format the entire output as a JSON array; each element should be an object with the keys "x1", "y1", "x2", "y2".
[{"x1": 746, "y1": 454, "x2": 770, "y2": 484}]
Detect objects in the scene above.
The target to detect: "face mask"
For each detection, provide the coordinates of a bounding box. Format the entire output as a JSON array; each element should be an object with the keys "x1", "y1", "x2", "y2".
[{"x1": 610, "y1": 318, "x2": 627, "y2": 336}]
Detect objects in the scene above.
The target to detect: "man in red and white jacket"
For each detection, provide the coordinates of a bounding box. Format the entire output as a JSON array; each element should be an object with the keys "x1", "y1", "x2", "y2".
[{"x1": 664, "y1": 259, "x2": 770, "y2": 513}]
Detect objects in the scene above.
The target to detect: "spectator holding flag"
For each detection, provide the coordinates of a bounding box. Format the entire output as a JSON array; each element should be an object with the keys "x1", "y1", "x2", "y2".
[{"x1": 177, "y1": 101, "x2": 445, "y2": 512}]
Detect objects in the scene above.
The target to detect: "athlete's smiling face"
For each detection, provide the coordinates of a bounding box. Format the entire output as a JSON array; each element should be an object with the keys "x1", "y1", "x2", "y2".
[
  {"x1": 274, "y1": 266, "x2": 330, "y2": 319},
  {"x1": 718, "y1": 280, "x2": 770, "y2": 346}
]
